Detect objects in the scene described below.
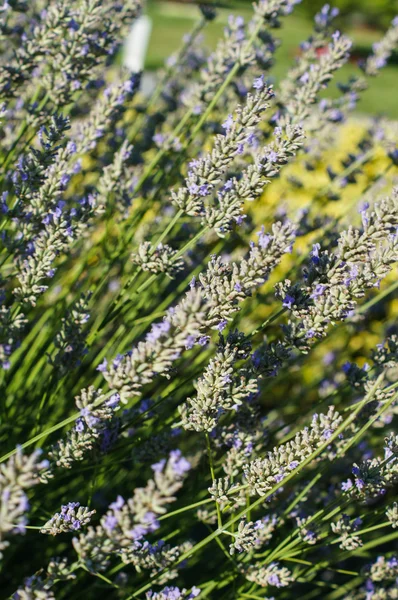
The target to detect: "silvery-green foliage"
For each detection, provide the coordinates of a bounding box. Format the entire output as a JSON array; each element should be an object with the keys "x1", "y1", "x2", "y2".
[
  {"x1": 244, "y1": 406, "x2": 342, "y2": 496},
  {"x1": 133, "y1": 242, "x2": 185, "y2": 278},
  {"x1": 40, "y1": 502, "x2": 95, "y2": 535}
]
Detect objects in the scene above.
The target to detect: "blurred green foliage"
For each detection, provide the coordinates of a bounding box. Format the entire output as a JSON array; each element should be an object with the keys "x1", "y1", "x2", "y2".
[
  {"x1": 146, "y1": 1, "x2": 398, "y2": 118},
  {"x1": 299, "y1": 0, "x2": 398, "y2": 28}
]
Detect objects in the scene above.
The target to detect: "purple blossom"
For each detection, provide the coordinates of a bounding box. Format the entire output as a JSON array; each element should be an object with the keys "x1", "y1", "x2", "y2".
[
  {"x1": 104, "y1": 514, "x2": 118, "y2": 531},
  {"x1": 185, "y1": 335, "x2": 196, "y2": 350},
  {"x1": 257, "y1": 225, "x2": 271, "y2": 248},
  {"x1": 109, "y1": 495, "x2": 125, "y2": 511},
  {"x1": 96, "y1": 358, "x2": 108, "y2": 372},
  {"x1": 169, "y1": 450, "x2": 191, "y2": 476},
  {"x1": 222, "y1": 114, "x2": 234, "y2": 132},
  {"x1": 146, "y1": 320, "x2": 171, "y2": 344},
  {"x1": 341, "y1": 479, "x2": 353, "y2": 491},
  {"x1": 217, "y1": 320, "x2": 228, "y2": 332},
  {"x1": 253, "y1": 75, "x2": 265, "y2": 90},
  {"x1": 282, "y1": 294, "x2": 295, "y2": 309},
  {"x1": 310, "y1": 284, "x2": 326, "y2": 299},
  {"x1": 268, "y1": 573, "x2": 281, "y2": 587},
  {"x1": 151, "y1": 458, "x2": 166, "y2": 473},
  {"x1": 311, "y1": 243, "x2": 321, "y2": 264},
  {"x1": 266, "y1": 150, "x2": 278, "y2": 163}
]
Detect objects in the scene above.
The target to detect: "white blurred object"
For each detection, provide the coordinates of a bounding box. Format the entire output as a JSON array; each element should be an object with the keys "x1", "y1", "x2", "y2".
[{"x1": 123, "y1": 15, "x2": 152, "y2": 72}]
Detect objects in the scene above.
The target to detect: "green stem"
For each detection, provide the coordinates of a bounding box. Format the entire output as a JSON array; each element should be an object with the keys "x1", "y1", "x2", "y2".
[{"x1": 206, "y1": 432, "x2": 222, "y2": 529}]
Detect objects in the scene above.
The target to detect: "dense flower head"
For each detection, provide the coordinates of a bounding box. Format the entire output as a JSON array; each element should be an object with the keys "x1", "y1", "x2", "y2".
[{"x1": 1, "y1": 0, "x2": 398, "y2": 598}]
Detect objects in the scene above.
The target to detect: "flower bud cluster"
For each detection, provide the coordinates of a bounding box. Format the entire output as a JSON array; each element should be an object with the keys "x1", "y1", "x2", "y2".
[
  {"x1": 229, "y1": 517, "x2": 264, "y2": 555},
  {"x1": 280, "y1": 3, "x2": 340, "y2": 103},
  {"x1": 180, "y1": 332, "x2": 258, "y2": 432},
  {"x1": 0, "y1": 302, "x2": 27, "y2": 370},
  {"x1": 386, "y1": 502, "x2": 398, "y2": 529},
  {"x1": 49, "y1": 292, "x2": 91, "y2": 372},
  {"x1": 102, "y1": 289, "x2": 208, "y2": 402},
  {"x1": 285, "y1": 31, "x2": 352, "y2": 123},
  {"x1": 146, "y1": 586, "x2": 201, "y2": 600},
  {"x1": 277, "y1": 189, "x2": 398, "y2": 353},
  {"x1": 48, "y1": 387, "x2": 120, "y2": 470},
  {"x1": 73, "y1": 450, "x2": 191, "y2": 571},
  {"x1": 0, "y1": 448, "x2": 50, "y2": 557},
  {"x1": 173, "y1": 87, "x2": 273, "y2": 217},
  {"x1": 341, "y1": 434, "x2": 398, "y2": 500},
  {"x1": 331, "y1": 514, "x2": 363, "y2": 550},
  {"x1": 11, "y1": 558, "x2": 75, "y2": 600},
  {"x1": 102, "y1": 219, "x2": 296, "y2": 404},
  {"x1": 40, "y1": 502, "x2": 95, "y2": 535},
  {"x1": 244, "y1": 406, "x2": 342, "y2": 496},
  {"x1": 204, "y1": 124, "x2": 304, "y2": 235},
  {"x1": 363, "y1": 17, "x2": 398, "y2": 76},
  {"x1": 133, "y1": 242, "x2": 185, "y2": 279},
  {"x1": 242, "y1": 561, "x2": 293, "y2": 588},
  {"x1": 184, "y1": 16, "x2": 256, "y2": 110}
]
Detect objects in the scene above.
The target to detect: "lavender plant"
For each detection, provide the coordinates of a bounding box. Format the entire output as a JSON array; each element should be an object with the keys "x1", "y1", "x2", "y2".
[{"x1": 0, "y1": 1, "x2": 398, "y2": 598}]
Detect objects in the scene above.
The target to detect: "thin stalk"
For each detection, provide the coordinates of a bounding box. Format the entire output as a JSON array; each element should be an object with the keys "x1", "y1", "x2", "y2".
[{"x1": 206, "y1": 432, "x2": 222, "y2": 529}]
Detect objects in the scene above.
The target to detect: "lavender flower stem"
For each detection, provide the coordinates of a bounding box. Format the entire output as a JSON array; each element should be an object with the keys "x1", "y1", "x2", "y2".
[
  {"x1": 127, "y1": 386, "x2": 386, "y2": 598},
  {"x1": 205, "y1": 432, "x2": 222, "y2": 529}
]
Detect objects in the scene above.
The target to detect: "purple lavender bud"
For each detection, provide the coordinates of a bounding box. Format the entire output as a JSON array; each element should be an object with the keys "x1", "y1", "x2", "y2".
[
  {"x1": 109, "y1": 495, "x2": 125, "y2": 511},
  {"x1": 104, "y1": 514, "x2": 118, "y2": 531},
  {"x1": 253, "y1": 75, "x2": 265, "y2": 90},
  {"x1": 217, "y1": 320, "x2": 228, "y2": 332},
  {"x1": 151, "y1": 458, "x2": 166, "y2": 474},
  {"x1": 268, "y1": 573, "x2": 281, "y2": 587},
  {"x1": 311, "y1": 284, "x2": 326, "y2": 299},
  {"x1": 96, "y1": 358, "x2": 108, "y2": 372},
  {"x1": 222, "y1": 114, "x2": 234, "y2": 132},
  {"x1": 282, "y1": 294, "x2": 295, "y2": 309}
]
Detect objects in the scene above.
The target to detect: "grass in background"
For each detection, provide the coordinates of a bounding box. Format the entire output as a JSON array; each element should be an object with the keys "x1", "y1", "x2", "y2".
[{"x1": 146, "y1": 1, "x2": 398, "y2": 118}]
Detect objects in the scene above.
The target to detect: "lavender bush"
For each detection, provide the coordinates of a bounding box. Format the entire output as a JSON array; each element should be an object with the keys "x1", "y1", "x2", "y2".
[{"x1": 0, "y1": 1, "x2": 398, "y2": 598}]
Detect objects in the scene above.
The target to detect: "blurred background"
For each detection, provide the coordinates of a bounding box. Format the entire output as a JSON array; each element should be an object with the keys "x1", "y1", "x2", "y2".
[{"x1": 142, "y1": 0, "x2": 398, "y2": 117}]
